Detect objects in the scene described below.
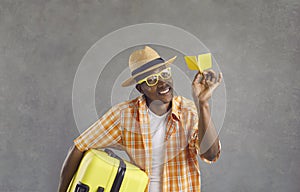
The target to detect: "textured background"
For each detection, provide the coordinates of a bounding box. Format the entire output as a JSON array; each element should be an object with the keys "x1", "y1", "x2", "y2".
[{"x1": 0, "y1": 0, "x2": 299, "y2": 191}]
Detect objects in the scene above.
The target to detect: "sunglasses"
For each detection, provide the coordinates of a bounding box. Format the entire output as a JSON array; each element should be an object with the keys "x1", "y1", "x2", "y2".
[{"x1": 137, "y1": 67, "x2": 172, "y2": 87}]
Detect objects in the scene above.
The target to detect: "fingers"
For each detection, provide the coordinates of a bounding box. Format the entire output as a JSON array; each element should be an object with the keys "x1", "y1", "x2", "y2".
[
  {"x1": 200, "y1": 72, "x2": 206, "y2": 84},
  {"x1": 202, "y1": 70, "x2": 214, "y2": 87},
  {"x1": 193, "y1": 72, "x2": 204, "y2": 85},
  {"x1": 217, "y1": 72, "x2": 223, "y2": 83},
  {"x1": 193, "y1": 70, "x2": 223, "y2": 88},
  {"x1": 194, "y1": 70, "x2": 223, "y2": 103},
  {"x1": 203, "y1": 70, "x2": 223, "y2": 89},
  {"x1": 211, "y1": 72, "x2": 223, "y2": 90},
  {"x1": 193, "y1": 72, "x2": 201, "y2": 83},
  {"x1": 204, "y1": 69, "x2": 216, "y2": 82}
]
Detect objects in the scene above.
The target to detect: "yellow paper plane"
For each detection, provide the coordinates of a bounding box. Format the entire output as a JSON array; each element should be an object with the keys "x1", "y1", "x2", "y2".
[{"x1": 184, "y1": 53, "x2": 212, "y2": 73}]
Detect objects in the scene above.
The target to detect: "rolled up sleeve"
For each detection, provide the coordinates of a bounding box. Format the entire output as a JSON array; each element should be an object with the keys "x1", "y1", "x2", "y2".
[
  {"x1": 74, "y1": 105, "x2": 122, "y2": 152},
  {"x1": 189, "y1": 127, "x2": 221, "y2": 164}
]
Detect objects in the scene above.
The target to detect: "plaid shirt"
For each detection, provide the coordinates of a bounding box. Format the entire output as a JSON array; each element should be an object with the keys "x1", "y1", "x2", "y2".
[{"x1": 74, "y1": 95, "x2": 221, "y2": 192}]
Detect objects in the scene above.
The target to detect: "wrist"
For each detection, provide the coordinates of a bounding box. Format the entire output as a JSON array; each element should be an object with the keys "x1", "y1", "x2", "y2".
[{"x1": 199, "y1": 101, "x2": 209, "y2": 108}]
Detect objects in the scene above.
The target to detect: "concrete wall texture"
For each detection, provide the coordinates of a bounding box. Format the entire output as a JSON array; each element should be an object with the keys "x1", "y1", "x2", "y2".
[{"x1": 0, "y1": 0, "x2": 299, "y2": 191}]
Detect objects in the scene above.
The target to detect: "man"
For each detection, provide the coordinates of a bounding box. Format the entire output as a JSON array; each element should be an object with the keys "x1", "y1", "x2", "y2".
[{"x1": 58, "y1": 46, "x2": 222, "y2": 192}]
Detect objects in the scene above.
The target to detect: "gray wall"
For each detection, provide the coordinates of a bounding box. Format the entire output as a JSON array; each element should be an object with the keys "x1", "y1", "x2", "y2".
[{"x1": 0, "y1": 0, "x2": 299, "y2": 191}]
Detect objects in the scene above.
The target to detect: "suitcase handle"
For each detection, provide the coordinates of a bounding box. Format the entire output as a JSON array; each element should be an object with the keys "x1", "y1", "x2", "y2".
[
  {"x1": 104, "y1": 148, "x2": 123, "y2": 162},
  {"x1": 104, "y1": 149, "x2": 126, "y2": 192},
  {"x1": 75, "y1": 182, "x2": 89, "y2": 192}
]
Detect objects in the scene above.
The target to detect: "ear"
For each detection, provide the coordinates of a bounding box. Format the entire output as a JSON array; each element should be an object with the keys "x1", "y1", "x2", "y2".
[{"x1": 135, "y1": 84, "x2": 144, "y2": 94}]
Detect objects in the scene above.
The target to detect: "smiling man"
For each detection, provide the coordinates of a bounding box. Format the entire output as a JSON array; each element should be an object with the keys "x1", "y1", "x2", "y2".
[{"x1": 58, "y1": 46, "x2": 222, "y2": 192}]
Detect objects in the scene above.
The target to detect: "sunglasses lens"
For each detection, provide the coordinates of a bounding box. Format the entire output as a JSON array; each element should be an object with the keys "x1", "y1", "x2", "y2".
[
  {"x1": 146, "y1": 75, "x2": 158, "y2": 86},
  {"x1": 161, "y1": 72, "x2": 170, "y2": 79},
  {"x1": 160, "y1": 68, "x2": 171, "y2": 79}
]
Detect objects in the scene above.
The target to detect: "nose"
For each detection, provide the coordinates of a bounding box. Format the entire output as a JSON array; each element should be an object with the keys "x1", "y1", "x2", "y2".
[{"x1": 157, "y1": 77, "x2": 170, "y2": 88}]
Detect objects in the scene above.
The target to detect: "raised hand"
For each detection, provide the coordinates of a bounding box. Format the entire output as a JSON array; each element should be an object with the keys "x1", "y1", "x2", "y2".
[{"x1": 192, "y1": 69, "x2": 222, "y2": 105}]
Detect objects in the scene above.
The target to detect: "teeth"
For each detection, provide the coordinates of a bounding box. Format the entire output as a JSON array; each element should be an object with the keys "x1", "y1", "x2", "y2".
[{"x1": 159, "y1": 88, "x2": 170, "y2": 94}]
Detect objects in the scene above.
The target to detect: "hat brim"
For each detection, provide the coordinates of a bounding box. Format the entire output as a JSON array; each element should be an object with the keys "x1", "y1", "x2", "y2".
[{"x1": 121, "y1": 56, "x2": 177, "y2": 87}]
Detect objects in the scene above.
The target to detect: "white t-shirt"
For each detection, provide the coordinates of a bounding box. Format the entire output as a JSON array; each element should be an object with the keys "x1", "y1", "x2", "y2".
[{"x1": 147, "y1": 108, "x2": 170, "y2": 192}]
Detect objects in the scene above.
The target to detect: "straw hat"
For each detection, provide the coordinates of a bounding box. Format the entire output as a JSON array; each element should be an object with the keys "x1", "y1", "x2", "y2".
[{"x1": 121, "y1": 46, "x2": 177, "y2": 87}]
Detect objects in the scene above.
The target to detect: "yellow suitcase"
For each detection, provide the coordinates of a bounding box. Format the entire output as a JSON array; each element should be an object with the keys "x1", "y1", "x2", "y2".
[{"x1": 67, "y1": 149, "x2": 149, "y2": 192}]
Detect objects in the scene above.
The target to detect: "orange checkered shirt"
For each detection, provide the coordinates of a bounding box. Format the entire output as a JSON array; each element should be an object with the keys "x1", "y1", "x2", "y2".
[{"x1": 74, "y1": 95, "x2": 221, "y2": 192}]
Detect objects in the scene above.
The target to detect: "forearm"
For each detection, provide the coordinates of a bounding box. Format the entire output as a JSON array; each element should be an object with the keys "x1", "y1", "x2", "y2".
[
  {"x1": 58, "y1": 145, "x2": 84, "y2": 192},
  {"x1": 198, "y1": 101, "x2": 220, "y2": 161}
]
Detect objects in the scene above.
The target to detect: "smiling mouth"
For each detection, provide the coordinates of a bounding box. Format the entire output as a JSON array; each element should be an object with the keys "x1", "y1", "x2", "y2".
[{"x1": 158, "y1": 87, "x2": 171, "y2": 95}]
